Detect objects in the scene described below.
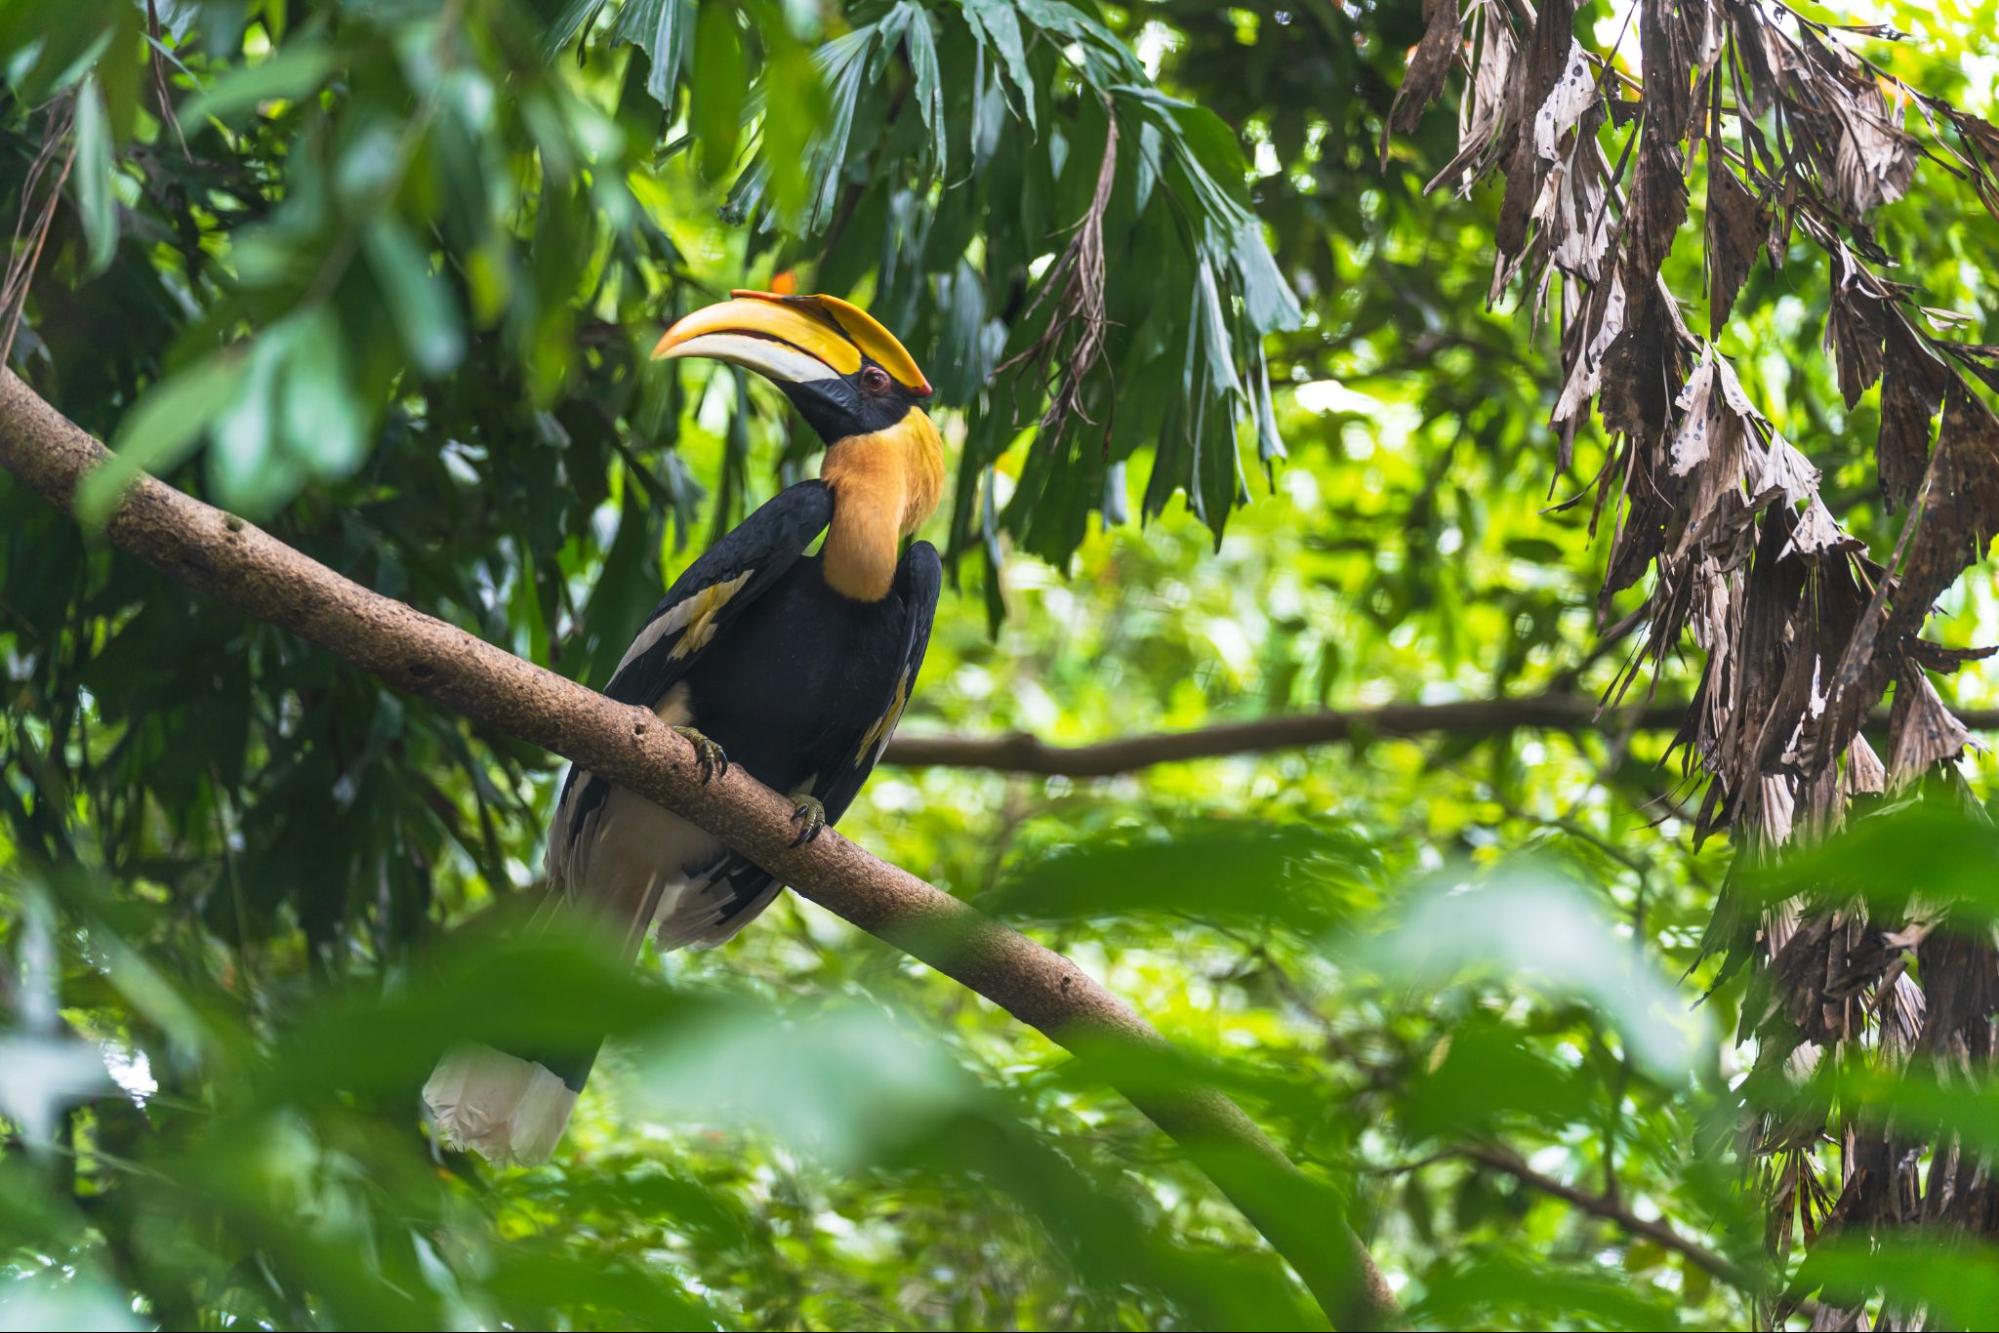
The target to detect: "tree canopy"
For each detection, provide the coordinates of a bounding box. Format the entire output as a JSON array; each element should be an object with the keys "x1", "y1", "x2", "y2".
[{"x1": 4, "y1": 1, "x2": 1999, "y2": 1329}]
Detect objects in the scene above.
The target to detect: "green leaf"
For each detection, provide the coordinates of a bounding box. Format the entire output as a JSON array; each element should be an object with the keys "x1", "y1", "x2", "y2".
[
  {"x1": 801, "y1": 25, "x2": 878, "y2": 230},
  {"x1": 962, "y1": 0, "x2": 1035, "y2": 129},
  {"x1": 363, "y1": 218, "x2": 465, "y2": 376},
  {"x1": 543, "y1": 0, "x2": 608, "y2": 57},
  {"x1": 72, "y1": 75, "x2": 117, "y2": 274},
  {"x1": 986, "y1": 819, "x2": 1374, "y2": 934},
  {"x1": 612, "y1": 0, "x2": 694, "y2": 106},
  {"x1": 1798, "y1": 1237, "x2": 1999, "y2": 1331},
  {"x1": 1366, "y1": 867, "x2": 1711, "y2": 1079},
  {"x1": 207, "y1": 327, "x2": 287, "y2": 514},
  {"x1": 691, "y1": 0, "x2": 746, "y2": 180},
  {"x1": 1231, "y1": 217, "x2": 1303, "y2": 332},
  {"x1": 280, "y1": 305, "x2": 369, "y2": 481},
  {"x1": 897, "y1": 2, "x2": 946, "y2": 172},
  {"x1": 75, "y1": 352, "x2": 248, "y2": 529},
  {"x1": 180, "y1": 42, "x2": 335, "y2": 126}
]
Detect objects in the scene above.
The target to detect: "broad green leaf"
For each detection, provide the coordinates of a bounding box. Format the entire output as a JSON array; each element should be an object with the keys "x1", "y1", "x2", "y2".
[
  {"x1": 1363, "y1": 866, "x2": 1712, "y2": 1079},
  {"x1": 542, "y1": 0, "x2": 607, "y2": 56},
  {"x1": 1798, "y1": 1237, "x2": 1999, "y2": 1330},
  {"x1": 72, "y1": 75, "x2": 117, "y2": 274},
  {"x1": 363, "y1": 218, "x2": 465, "y2": 376},
  {"x1": 691, "y1": 0, "x2": 746, "y2": 180},
  {"x1": 1414, "y1": 1254, "x2": 1687, "y2": 1331},
  {"x1": 612, "y1": 0, "x2": 693, "y2": 106},
  {"x1": 279, "y1": 305, "x2": 369, "y2": 481},
  {"x1": 897, "y1": 2, "x2": 946, "y2": 172},
  {"x1": 962, "y1": 0, "x2": 1035, "y2": 129},
  {"x1": 180, "y1": 42, "x2": 335, "y2": 125},
  {"x1": 75, "y1": 351, "x2": 248, "y2": 528},
  {"x1": 207, "y1": 325, "x2": 287, "y2": 514},
  {"x1": 987, "y1": 819, "x2": 1374, "y2": 933},
  {"x1": 802, "y1": 24, "x2": 878, "y2": 230}
]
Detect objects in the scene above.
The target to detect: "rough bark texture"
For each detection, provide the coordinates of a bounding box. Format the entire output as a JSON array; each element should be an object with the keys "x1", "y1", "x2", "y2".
[{"x1": 0, "y1": 368, "x2": 1399, "y2": 1329}]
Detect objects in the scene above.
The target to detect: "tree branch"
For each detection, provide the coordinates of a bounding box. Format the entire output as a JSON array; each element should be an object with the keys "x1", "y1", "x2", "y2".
[
  {"x1": 1456, "y1": 1144, "x2": 1751, "y2": 1286},
  {"x1": 884, "y1": 698, "x2": 1999, "y2": 777},
  {"x1": 0, "y1": 369, "x2": 1399, "y2": 1330},
  {"x1": 1454, "y1": 1144, "x2": 1824, "y2": 1324}
]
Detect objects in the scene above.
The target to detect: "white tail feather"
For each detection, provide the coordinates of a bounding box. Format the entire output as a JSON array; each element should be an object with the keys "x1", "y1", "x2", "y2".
[{"x1": 423, "y1": 1043, "x2": 577, "y2": 1165}]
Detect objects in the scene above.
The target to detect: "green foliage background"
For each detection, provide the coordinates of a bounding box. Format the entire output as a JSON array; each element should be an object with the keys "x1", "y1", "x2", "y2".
[{"x1": 3, "y1": 1, "x2": 1998, "y2": 1328}]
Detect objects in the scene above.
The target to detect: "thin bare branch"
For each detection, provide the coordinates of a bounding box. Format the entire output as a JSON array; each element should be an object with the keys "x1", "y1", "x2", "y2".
[{"x1": 882, "y1": 694, "x2": 1993, "y2": 777}]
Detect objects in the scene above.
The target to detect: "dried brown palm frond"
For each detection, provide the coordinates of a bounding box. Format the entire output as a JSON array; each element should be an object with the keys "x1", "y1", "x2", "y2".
[
  {"x1": 997, "y1": 112, "x2": 1117, "y2": 452},
  {"x1": 1, "y1": 94, "x2": 78, "y2": 371}
]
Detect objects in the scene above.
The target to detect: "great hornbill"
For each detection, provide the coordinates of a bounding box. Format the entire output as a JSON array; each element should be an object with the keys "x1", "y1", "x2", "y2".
[{"x1": 423, "y1": 291, "x2": 945, "y2": 1163}]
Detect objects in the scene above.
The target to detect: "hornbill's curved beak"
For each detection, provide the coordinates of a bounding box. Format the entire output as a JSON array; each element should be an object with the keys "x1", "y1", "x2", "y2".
[{"x1": 653, "y1": 289, "x2": 933, "y2": 397}]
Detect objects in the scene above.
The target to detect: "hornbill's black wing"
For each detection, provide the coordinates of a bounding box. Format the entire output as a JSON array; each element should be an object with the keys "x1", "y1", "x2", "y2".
[
  {"x1": 658, "y1": 540, "x2": 943, "y2": 948},
  {"x1": 549, "y1": 481, "x2": 833, "y2": 883},
  {"x1": 811, "y1": 540, "x2": 943, "y2": 823},
  {"x1": 601, "y1": 481, "x2": 834, "y2": 708}
]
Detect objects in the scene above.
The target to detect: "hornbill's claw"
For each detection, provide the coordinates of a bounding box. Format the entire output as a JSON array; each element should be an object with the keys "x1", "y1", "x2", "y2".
[
  {"x1": 673, "y1": 726, "x2": 729, "y2": 783},
  {"x1": 789, "y1": 796, "x2": 827, "y2": 847}
]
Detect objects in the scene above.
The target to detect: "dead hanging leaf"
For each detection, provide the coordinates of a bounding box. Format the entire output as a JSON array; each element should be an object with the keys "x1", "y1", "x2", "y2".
[
  {"x1": 1952, "y1": 106, "x2": 1999, "y2": 166},
  {"x1": 1730, "y1": 4, "x2": 1778, "y2": 119},
  {"x1": 1669, "y1": 354, "x2": 1719, "y2": 476},
  {"x1": 998, "y1": 116, "x2": 1117, "y2": 450},
  {"x1": 1820, "y1": 381, "x2": 1999, "y2": 768},
  {"x1": 1621, "y1": 135, "x2": 1691, "y2": 298},
  {"x1": 1600, "y1": 285, "x2": 1681, "y2": 440},
  {"x1": 1953, "y1": 344, "x2": 1999, "y2": 399},
  {"x1": 1783, "y1": 28, "x2": 1919, "y2": 217},
  {"x1": 1876, "y1": 315, "x2": 1950, "y2": 510},
  {"x1": 1752, "y1": 432, "x2": 1821, "y2": 508},
  {"x1": 1533, "y1": 40, "x2": 1597, "y2": 162},
  {"x1": 1828, "y1": 82, "x2": 1918, "y2": 217},
  {"x1": 1426, "y1": 3, "x2": 1517, "y2": 196},
  {"x1": 1384, "y1": 0, "x2": 1464, "y2": 159},
  {"x1": 1668, "y1": 353, "x2": 1760, "y2": 560},
  {"x1": 1496, "y1": 0, "x2": 1580, "y2": 259},
  {"x1": 1640, "y1": 0, "x2": 1721, "y2": 147},
  {"x1": 1888, "y1": 667, "x2": 1973, "y2": 787},
  {"x1": 1824, "y1": 247, "x2": 1887, "y2": 409},
  {"x1": 1944, "y1": 106, "x2": 1999, "y2": 222},
  {"x1": 1844, "y1": 732, "x2": 1887, "y2": 798},
  {"x1": 1552, "y1": 272, "x2": 1627, "y2": 428},
  {"x1": 1535, "y1": 132, "x2": 1614, "y2": 281},
  {"x1": 1911, "y1": 383, "x2": 1999, "y2": 606},
  {"x1": 1782, "y1": 495, "x2": 1865, "y2": 560},
  {"x1": 1706, "y1": 160, "x2": 1765, "y2": 336},
  {"x1": 1604, "y1": 431, "x2": 1683, "y2": 596},
  {"x1": 1907, "y1": 639, "x2": 1999, "y2": 674}
]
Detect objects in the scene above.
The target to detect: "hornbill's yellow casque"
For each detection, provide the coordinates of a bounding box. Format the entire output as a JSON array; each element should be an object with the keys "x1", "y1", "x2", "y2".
[{"x1": 423, "y1": 291, "x2": 945, "y2": 1162}]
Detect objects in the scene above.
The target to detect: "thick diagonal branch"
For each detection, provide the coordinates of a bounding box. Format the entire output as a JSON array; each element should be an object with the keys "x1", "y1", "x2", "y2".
[{"x1": 0, "y1": 369, "x2": 1399, "y2": 1330}]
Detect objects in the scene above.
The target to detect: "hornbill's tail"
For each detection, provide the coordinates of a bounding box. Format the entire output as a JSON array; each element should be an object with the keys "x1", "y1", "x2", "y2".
[
  {"x1": 423, "y1": 1044, "x2": 579, "y2": 1165},
  {"x1": 421, "y1": 789, "x2": 744, "y2": 1164}
]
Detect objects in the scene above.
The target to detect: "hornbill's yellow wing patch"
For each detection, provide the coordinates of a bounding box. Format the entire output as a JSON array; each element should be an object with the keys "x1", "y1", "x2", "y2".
[{"x1": 599, "y1": 483, "x2": 833, "y2": 706}]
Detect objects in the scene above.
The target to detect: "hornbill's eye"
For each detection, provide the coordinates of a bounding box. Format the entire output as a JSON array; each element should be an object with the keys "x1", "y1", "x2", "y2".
[{"x1": 859, "y1": 365, "x2": 892, "y2": 394}]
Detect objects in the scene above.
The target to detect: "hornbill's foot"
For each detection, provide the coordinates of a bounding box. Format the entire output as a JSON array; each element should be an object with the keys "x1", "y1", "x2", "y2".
[
  {"x1": 789, "y1": 796, "x2": 828, "y2": 847},
  {"x1": 673, "y1": 726, "x2": 729, "y2": 783}
]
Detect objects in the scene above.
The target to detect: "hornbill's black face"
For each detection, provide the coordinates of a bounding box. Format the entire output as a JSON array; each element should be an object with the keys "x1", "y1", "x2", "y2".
[{"x1": 653, "y1": 290, "x2": 935, "y2": 445}]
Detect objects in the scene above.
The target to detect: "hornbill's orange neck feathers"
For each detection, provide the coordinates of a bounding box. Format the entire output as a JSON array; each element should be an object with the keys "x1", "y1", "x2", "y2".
[
  {"x1": 425, "y1": 291, "x2": 948, "y2": 1165},
  {"x1": 654, "y1": 291, "x2": 944, "y2": 601}
]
